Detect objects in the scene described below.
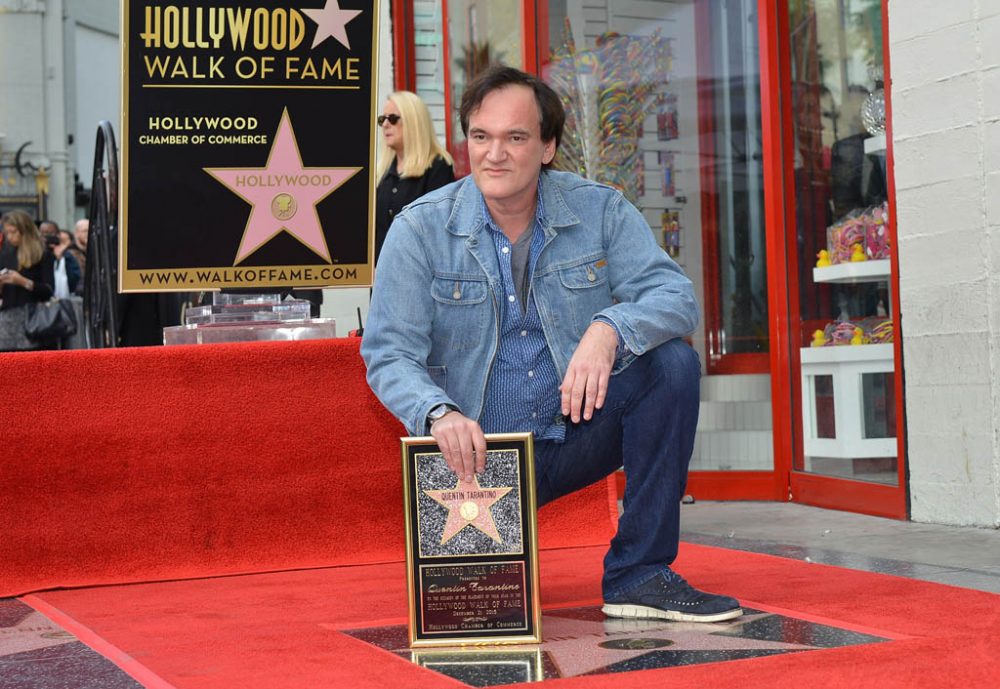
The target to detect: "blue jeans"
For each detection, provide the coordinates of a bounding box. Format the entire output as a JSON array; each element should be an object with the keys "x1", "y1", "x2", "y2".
[{"x1": 533, "y1": 338, "x2": 701, "y2": 597}]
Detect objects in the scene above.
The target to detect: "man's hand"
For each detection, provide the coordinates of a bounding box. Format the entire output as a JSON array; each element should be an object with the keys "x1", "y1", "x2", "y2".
[
  {"x1": 560, "y1": 321, "x2": 619, "y2": 423},
  {"x1": 430, "y1": 411, "x2": 487, "y2": 481}
]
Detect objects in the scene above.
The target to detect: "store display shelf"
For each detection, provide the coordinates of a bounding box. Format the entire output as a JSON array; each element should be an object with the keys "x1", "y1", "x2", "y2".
[
  {"x1": 813, "y1": 259, "x2": 891, "y2": 284},
  {"x1": 864, "y1": 133, "x2": 886, "y2": 155},
  {"x1": 800, "y1": 343, "x2": 893, "y2": 365}
]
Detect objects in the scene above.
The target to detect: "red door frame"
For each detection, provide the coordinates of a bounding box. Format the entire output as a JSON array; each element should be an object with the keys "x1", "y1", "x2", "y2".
[
  {"x1": 392, "y1": 0, "x2": 416, "y2": 90},
  {"x1": 695, "y1": 0, "x2": 771, "y2": 377}
]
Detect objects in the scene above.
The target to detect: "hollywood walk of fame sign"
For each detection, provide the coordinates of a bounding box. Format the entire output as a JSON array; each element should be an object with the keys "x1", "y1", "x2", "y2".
[
  {"x1": 401, "y1": 433, "x2": 542, "y2": 648},
  {"x1": 120, "y1": 0, "x2": 377, "y2": 292}
]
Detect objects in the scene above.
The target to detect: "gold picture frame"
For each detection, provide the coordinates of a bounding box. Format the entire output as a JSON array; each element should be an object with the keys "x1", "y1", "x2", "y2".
[{"x1": 401, "y1": 433, "x2": 542, "y2": 647}]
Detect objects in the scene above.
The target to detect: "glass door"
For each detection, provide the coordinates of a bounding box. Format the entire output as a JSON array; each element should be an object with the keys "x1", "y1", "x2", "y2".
[
  {"x1": 780, "y1": 0, "x2": 907, "y2": 517},
  {"x1": 537, "y1": 0, "x2": 779, "y2": 499}
]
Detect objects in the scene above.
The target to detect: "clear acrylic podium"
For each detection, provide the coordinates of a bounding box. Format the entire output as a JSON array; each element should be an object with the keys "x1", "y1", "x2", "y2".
[{"x1": 163, "y1": 293, "x2": 337, "y2": 345}]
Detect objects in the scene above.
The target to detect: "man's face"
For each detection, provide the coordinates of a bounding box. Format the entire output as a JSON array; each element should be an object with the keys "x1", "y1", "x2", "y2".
[
  {"x1": 75, "y1": 222, "x2": 89, "y2": 248},
  {"x1": 467, "y1": 85, "x2": 556, "y2": 210},
  {"x1": 39, "y1": 222, "x2": 57, "y2": 239}
]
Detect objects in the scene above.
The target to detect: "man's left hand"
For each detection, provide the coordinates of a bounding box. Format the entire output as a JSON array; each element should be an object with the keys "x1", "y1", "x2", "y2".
[{"x1": 560, "y1": 321, "x2": 619, "y2": 423}]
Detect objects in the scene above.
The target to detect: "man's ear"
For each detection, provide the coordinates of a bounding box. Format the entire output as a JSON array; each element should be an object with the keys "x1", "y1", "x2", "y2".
[{"x1": 542, "y1": 139, "x2": 556, "y2": 165}]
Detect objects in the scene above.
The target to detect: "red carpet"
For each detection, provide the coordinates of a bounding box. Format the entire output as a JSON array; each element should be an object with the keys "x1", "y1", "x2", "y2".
[
  {"x1": 25, "y1": 542, "x2": 1000, "y2": 688},
  {"x1": 0, "y1": 339, "x2": 616, "y2": 597}
]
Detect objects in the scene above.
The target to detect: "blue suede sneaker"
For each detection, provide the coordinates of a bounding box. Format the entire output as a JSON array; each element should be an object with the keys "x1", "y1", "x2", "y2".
[{"x1": 602, "y1": 569, "x2": 743, "y2": 623}]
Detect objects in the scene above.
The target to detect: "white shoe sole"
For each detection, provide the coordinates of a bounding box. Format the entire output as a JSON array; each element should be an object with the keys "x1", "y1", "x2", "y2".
[{"x1": 602, "y1": 602, "x2": 744, "y2": 623}]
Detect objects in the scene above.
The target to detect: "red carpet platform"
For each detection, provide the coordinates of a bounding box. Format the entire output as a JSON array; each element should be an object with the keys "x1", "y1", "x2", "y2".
[
  {"x1": 22, "y1": 542, "x2": 1000, "y2": 688},
  {"x1": 0, "y1": 339, "x2": 616, "y2": 597},
  {"x1": 6, "y1": 339, "x2": 1000, "y2": 687}
]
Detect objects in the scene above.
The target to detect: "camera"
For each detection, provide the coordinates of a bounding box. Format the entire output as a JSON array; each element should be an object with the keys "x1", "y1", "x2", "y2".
[{"x1": 44, "y1": 234, "x2": 60, "y2": 247}]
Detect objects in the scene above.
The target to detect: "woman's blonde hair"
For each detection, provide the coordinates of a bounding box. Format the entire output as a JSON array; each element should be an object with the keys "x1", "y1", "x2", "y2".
[
  {"x1": 1, "y1": 209, "x2": 43, "y2": 270},
  {"x1": 376, "y1": 91, "x2": 453, "y2": 180}
]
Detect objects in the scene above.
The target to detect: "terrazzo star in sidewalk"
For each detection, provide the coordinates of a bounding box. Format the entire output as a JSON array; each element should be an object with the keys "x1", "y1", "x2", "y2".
[
  {"x1": 424, "y1": 476, "x2": 512, "y2": 545},
  {"x1": 204, "y1": 109, "x2": 360, "y2": 264},
  {"x1": 303, "y1": 0, "x2": 363, "y2": 50}
]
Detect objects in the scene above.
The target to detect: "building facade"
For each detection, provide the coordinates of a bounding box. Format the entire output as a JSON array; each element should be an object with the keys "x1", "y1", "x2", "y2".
[
  {"x1": 0, "y1": 0, "x2": 996, "y2": 527},
  {"x1": 0, "y1": 0, "x2": 119, "y2": 226}
]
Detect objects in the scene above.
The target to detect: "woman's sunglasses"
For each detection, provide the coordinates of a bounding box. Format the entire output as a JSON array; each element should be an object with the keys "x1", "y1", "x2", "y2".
[{"x1": 377, "y1": 114, "x2": 401, "y2": 126}]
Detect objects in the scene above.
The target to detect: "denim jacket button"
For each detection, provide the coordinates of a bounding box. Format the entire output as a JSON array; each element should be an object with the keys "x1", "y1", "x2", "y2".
[{"x1": 453, "y1": 290, "x2": 462, "y2": 300}]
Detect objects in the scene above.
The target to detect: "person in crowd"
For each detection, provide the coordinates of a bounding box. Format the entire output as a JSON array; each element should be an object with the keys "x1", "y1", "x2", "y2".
[
  {"x1": 0, "y1": 210, "x2": 56, "y2": 351},
  {"x1": 38, "y1": 220, "x2": 59, "y2": 240},
  {"x1": 374, "y1": 90, "x2": 455, "y2": 264},
  {"x1": 70, "y1": 219, "x2": 89, "y2": 289},
  {"x1": 52, "y1": 229, "x2": 81, "y2": 298},
  {"x1": 361, "y1": 66, "x2": 741, "y2": 623}
]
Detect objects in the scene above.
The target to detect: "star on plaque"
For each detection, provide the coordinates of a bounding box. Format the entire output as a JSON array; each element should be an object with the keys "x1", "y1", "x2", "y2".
[
  {"x1": 424, "y1": 476, "x2": 513, "y2": 545},
  {"x1": 204, "y1": 109, "x2": 360, "y2": 264},
  {"x1": 302, "y1": 0, "x2": 363, "y2": 50}
]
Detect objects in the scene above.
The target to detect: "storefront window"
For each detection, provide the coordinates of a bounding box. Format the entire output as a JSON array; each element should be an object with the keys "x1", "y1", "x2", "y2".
[
  {"x1": 536, "y1": 0, "x2": 771, "y2": 473},
  {"x1": 541, "y1": 0, "x2": 767, "y2": 370},
  {"x1": 789, "y1": 0, "x2": 897, "y2": 485}
]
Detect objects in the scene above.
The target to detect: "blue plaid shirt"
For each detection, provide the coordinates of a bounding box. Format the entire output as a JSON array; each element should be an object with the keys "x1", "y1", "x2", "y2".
[{"x1": 479, "y1": 193, "x2": 566, "y2": 442}]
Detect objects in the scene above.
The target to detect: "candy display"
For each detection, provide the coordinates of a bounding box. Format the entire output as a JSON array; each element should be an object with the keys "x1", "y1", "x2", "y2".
[
  {"x1": 548, "y1": 18, "x2": 672, "y2": 204},
  {"x1": 825, "y1": 202, "x2": 890, "y2": 264},
  {"x1": 817, "y1": 317, "x2": 893, "y2": 346}
]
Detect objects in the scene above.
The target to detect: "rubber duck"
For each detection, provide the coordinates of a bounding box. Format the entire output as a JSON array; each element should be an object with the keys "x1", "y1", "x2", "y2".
[
  {"x1": 850, "y1": 327, "x2": 865, "y2": 346},
  {"x1": 816, "y1": 249, "x2": 832, "y2": 268},
  {"x1": 849, "y1": 243, "x2": 867, "y2": 262},
  {"x1": 811, "y1": 329, "x2": 827, "y2": 347}
]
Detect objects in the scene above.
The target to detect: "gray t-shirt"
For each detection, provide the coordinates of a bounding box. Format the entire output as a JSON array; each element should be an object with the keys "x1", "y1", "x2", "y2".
[{"x1": 510, "y1": 226, "x2": 534, "y2": 310}]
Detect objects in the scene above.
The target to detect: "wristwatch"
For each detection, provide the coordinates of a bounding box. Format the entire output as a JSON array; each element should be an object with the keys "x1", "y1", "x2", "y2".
[{"x1": 426, "y1": 403, "x2": 454, "y2": 429}]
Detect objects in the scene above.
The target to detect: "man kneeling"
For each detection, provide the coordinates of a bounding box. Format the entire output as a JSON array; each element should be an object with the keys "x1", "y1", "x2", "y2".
[{"x1": 361, "y1": 65, "x2": 741, "y2": 623}]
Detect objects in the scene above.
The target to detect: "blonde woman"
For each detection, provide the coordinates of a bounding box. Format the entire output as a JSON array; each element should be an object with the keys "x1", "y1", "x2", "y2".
[
  {"x1": 0, "y1": 210, "x2": 55, "y2": 350},
  {"x1": 375, "y1": 91, "x2": 455, "y2": 264}
]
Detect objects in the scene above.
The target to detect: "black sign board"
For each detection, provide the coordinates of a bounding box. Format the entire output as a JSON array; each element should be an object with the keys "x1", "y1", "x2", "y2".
[
  {"x1": 401, "y1": 433, "x2": 542, "y2": 648},
  {"x1": 121, "y1": 0, "x2": 378, "y2": 292}
]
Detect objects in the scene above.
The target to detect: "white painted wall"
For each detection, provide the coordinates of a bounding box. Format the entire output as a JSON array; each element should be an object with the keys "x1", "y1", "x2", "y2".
[{"x1": 889, "y1": 0, "x2": 1000, "y2": 527}]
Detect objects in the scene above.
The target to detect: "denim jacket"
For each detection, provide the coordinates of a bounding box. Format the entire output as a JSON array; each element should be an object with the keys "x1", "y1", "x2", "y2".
[{"x1": 360, "y1": 169, "x2": 699, "y2": 436}]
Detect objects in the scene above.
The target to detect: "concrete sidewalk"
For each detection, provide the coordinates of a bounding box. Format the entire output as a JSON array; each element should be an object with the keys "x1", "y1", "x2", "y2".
[{"x1": 680, "y1": 501, "x2": 1000, "y2": 594}]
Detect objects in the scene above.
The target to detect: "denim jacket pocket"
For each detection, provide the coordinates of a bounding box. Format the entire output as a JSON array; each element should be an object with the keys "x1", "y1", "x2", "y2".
[
  {"x1": 557, "y1": 254, "x2": 609, "y2": 290},
  {"x1": 431, "y1": 276, "x2": 489, "y2": 305}
]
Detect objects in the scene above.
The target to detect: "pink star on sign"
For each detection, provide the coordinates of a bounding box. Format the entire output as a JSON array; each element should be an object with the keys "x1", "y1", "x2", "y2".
[
  {"x1": 205, "y1": 109, "x2": 360, "y2": 264},
  {"x1": 303, "y1": 0, "x2": 363, "y2": 50}
]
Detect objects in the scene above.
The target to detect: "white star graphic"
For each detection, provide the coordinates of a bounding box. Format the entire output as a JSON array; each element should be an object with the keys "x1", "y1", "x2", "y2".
[
  {"x1": 0, "y1": 611, "x2": 77, "y2": 658},
  {"x1": 302, "y1": 0, "x2": 363, "y2": 50}
]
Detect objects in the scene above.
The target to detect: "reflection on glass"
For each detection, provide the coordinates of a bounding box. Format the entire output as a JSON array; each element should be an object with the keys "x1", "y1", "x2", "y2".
[
  {"x1": 812, "y1": 374, "x2": 836, "y2": 439},
  {"x1": 446, "y1": 0, "x2": 523, "y2": 176},
  {"x1": 535, "y1": 0, "x2": 771, "y2": 474},
  {"x1": 790, "y1": 0, "x2": 897, "y2": 485},
  {"x1": 862, "y1": 371, "x2": 895, "y2": 438},
  {"x1": 542, "y1": 0, "x2": 767, "y2": 363},
  {"x1": 790, "y1": 0, "x2": 889, "y2": 331}
]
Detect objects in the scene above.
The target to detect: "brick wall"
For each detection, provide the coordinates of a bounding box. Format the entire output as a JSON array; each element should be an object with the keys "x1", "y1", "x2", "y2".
[{"x1": 889, "y1": 0, "x2": 1000, "y2": 526}]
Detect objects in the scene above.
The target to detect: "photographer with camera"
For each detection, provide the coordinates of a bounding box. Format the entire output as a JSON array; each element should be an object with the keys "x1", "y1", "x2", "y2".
[{"x1": 39, "y1": 221, "x2": 80, "y2": 299}]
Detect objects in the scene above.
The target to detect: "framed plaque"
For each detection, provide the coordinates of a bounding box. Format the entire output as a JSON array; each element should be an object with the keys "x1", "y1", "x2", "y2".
[{"x1": 401, "y1": 433, "x2": 542, "y2": 648}]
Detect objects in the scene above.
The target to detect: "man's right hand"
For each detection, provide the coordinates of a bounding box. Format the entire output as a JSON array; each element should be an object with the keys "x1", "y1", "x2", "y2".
[{"x1": 430, "y1": 411, "x2": 487, "y2": 481}]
